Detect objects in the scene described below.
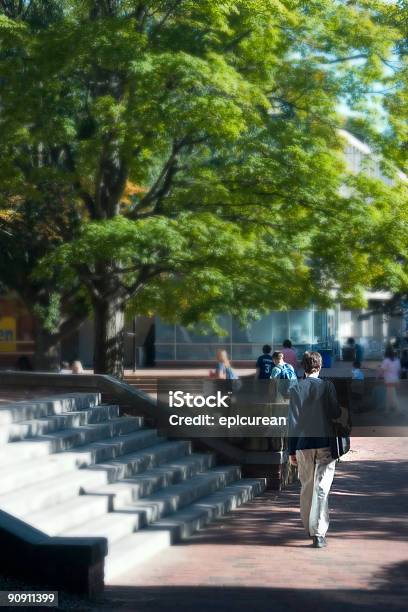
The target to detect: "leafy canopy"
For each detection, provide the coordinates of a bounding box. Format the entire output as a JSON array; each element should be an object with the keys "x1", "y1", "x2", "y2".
[{"x1": 1, "y1": 0, "x2": 407, "y2": 336}]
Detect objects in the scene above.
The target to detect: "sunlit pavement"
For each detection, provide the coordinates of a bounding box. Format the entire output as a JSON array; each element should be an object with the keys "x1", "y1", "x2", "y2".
[{"x1": 101, "y1": 437, "x2": 407, "y2": 611}]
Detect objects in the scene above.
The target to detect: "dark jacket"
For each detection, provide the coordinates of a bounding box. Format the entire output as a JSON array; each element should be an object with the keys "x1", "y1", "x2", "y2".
[{"x1": 288, "y1": 377, "x2": 341, "y2": 455}]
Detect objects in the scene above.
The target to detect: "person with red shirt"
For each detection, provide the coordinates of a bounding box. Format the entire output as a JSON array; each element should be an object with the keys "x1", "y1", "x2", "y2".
[{"x1": 282, "y1": 339, "x2": 298, "y2": 370}]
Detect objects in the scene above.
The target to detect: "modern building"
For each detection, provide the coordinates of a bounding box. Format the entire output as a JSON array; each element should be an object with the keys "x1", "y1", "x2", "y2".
[{"x1": 154, "y1": 303, "x2": 403, "y2": 365}]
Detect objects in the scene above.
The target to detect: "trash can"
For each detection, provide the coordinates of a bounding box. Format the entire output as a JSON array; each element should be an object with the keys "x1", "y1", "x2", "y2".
[{"x1": 320, "y1": 349, "x2": 333, "y2": 368}]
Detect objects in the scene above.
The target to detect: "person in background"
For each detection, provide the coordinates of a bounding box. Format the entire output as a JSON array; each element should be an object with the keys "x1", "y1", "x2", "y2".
[
  {"x1": 351, "y1": 360, "x2": 365, "y2": 380},
  {"x1": 347, "y1": 337, "x2": 364, "y2": 363},
  {"x1": 71, "y1": 360, "x2": 84, "y2": 374},
  {"x1": 288, "y1": 351, "x2": 341, "y2": 549},
  {"x1": 350, "y1": 360, "x2": 365, "y2": 412},
  {"x1": 281, "y1": 339, "x2": 298, "y2": 370},
  {"x1": 271, "y1": 351, "x2": 297, "y2": 381},
  {"x1": 214, "y1": 349, "x2": 238, "y2": 380},
  {"x1": 378, "y1": 347, "x2": 402, "y2": 415},
  {"x1": 256, "y1": 344, "x2": 274, "y2": 379}
]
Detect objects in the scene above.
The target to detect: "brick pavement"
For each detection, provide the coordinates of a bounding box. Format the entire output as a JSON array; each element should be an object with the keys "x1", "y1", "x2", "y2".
[{"x1": 97, "y1": 437, "x2": 407, "y2": 612}]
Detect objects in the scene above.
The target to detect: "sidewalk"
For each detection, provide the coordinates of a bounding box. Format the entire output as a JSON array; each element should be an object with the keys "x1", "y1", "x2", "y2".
[{"x1": 100, "y1": 437, "x2": 407, "y2": 612}]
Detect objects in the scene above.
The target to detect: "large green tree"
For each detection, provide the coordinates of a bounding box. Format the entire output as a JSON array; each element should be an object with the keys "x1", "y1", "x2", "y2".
[
  {"x1": 1, "y1": 1, "x2": 407, "y2": 377},
  {"x1": 0, "y1": 1, "x2": 90, "y2": 369}
]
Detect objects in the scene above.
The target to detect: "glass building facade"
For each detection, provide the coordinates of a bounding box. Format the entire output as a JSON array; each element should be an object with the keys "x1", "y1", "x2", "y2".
[{"x1": 155, "y1": 308, "x2": 338, "y2": 363}]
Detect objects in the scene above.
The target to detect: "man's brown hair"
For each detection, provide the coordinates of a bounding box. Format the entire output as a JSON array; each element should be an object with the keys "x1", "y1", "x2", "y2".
[
  {"x1": 301, "y1": 351, "x2": 322, "y2": 374},
  {"x1": 272, "y1": 351, "x2": 284, "y2": 361}
]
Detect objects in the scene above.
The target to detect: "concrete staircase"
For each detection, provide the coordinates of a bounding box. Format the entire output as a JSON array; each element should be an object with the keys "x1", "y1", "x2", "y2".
[{"x1": 0, "y1": 393, "x2": 265, "y2": 581}]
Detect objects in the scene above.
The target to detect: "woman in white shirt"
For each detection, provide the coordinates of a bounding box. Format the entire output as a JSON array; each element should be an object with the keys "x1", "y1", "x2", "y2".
[{"x1": 379, "y1": 348, "x2": 402, "y2": 415}]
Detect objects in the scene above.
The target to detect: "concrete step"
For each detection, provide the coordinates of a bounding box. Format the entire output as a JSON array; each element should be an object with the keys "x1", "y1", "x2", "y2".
[
  {"x1": 0, "y1": 428, "x2": 167, "y2": 496},
  {"x1": 78, "y1": 453, "x2": 216, "y2": 512},
  {"x1": 0, "y1": 467, "x2": 108, "y2": 517},
  {"x1": 0, "y1": 404, "x2": 121, "y2": 445},
  {"x1": 64, "y1": 428, "x2": 162, "y2": 468},
  {"x1": 26, "y1": 494, "x2": 109, "y2": 535},
  {"x1": 27, "y1": 465, "x2": 239, "y2": 536},
  {"x1": 0, "y1": 452, "x2": 79, "y2": 497},
  {"x1": 0, "y1": 393, "x2": 101, "y2": 425},
  {"x1": 0, "y1": 416, "x2": 144, "y2": 466},
  {"x1": 105, "y1": 478, "x2": 266, "y2": 581},
  {"x1": 150, "y1": 478, "x2": 266, "y2": 540},
  {"x1": 113, "y1": 465, "x2": 242, "y2": 524},
  {"x1": 86, "y1": 440, "x2": 192, "y2": 482},
  {"x1": 61, "y1": 511, "x2": 144, "y2": 546}
]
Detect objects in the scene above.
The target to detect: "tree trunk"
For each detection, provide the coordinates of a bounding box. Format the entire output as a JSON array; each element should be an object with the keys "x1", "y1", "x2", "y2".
[
  {"x1": 93, "y1": 295, "x2": 125, "y2": 378},
  {"x1": 34, "y1": 323, "x2": 61, "y2": 371}
]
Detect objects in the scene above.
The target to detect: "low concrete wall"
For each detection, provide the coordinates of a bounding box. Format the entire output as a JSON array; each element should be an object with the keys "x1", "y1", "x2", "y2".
[{"x1": 0, "y1": 511, "x2": 107, "y2": 596}]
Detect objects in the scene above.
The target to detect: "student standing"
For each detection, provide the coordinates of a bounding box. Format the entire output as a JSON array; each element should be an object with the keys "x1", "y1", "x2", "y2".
[
  {"x1": 288, "y1": 351, "x2": 341, "y2": 548},
  {"x1": 256, "y1": 345, "x2": 274, "y2": 379},
  {"x1": 281, "y1": 339, "x2": 298, "y2": 370},
  {"x1": 346, "y1": 337, "x2": 364, "y2": 363},
  {"x1": 271, "y1": 351, "x2": 297, "y2": 380},
  {"x1": 379, "y1": 347, "x2": 402, "y2": 415}
]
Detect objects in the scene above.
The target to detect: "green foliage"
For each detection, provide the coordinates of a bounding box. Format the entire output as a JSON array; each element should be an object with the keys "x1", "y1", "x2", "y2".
[
  {"x1": 1, "y1": 0, "x2": 408, "y2": 359},
  {"x1": 32, "y1": 292, "x2": 61, "y2": 333}
]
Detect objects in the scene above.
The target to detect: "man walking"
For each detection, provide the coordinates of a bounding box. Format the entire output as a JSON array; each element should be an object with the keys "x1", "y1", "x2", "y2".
[{"x1": 288, "y1": 351, "x2": 341, "y2": 548}]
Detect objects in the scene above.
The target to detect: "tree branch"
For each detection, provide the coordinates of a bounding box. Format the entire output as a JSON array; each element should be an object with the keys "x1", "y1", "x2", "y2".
[
  {"x1": 76, "y1": 265, "x2": 102, "y2": 300},
  {"x1": 318, "y1": 53, "x2": 368, "y2": 64},
  {"x1": 122, "y1": 264, "x2": 172, "y2": 297},
  {"x1": 224, "y1": 28, "x2": 253, "y2": 51},
  {"x1": 133, "y1": 142, "x2": 182, "y2": 214},
  {"x1": 133, "y1": 135, "x2": 209, "y2": 217}
]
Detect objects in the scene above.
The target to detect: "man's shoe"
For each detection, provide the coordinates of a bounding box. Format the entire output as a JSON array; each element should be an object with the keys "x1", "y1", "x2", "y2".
[{"x1": 312, "y1": 536, "x2": 327, "y2": 548}]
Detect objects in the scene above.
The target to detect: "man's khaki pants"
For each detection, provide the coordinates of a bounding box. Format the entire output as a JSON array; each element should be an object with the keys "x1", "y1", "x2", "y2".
[{"x1": 296, "y1": 447, "x2": 337, "y2": 537}]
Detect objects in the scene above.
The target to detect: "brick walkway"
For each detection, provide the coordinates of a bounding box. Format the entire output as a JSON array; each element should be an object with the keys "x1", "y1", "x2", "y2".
[{"x1": 98, "y1": 437, "x2": 407, "y2": 612}]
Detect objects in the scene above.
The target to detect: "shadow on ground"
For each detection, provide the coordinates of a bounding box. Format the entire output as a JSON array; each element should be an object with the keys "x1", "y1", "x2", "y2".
[
  {"x1": 157, "y1": 458, "x2": 408, "y2": 548},
  {"x1": 4, "y1": 564, "x2": 408, "y2": 612},
  {"x1": 97, "y1": 567, "x2": 408, "y2": 612}
]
